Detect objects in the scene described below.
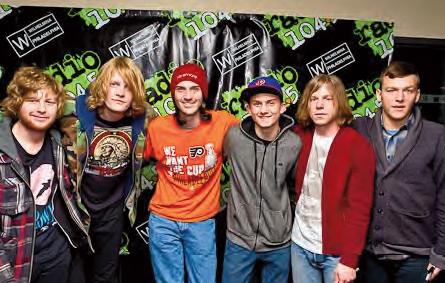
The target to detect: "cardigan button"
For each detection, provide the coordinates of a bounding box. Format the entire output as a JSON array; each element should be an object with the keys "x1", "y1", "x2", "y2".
[
  {"x1": 377, "y1": 208, "x2": 383, "y2": 214},
  {"x1": 378, "y1": 191, "x2": 384, "y2": 196},
  {"x1": 375, "y1": 225, "x2": 381, "y2": 230}
]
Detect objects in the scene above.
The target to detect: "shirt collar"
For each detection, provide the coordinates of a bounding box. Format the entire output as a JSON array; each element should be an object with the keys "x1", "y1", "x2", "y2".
[{"x1": 380, "y1": 112, "x2": 414, "y2": 133}]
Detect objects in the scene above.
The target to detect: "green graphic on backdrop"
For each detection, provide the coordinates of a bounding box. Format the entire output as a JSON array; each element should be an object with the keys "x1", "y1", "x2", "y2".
[
  {"x1": 45, "y1": 51, "x2": 102, "y2": 115},
  {"x1": 68, "y1": 8, "x2": 123, "y2": 29},
  {"x1": 141, "y1": 162, "x2": 158, "y2": 191},
  {"x1": 0, "y1": 4, "x2": 11, "y2": 10},
  {"x1": 0, "y1": 65, "x2": 4, "y2": 80},
  {"x1": 145, "y1": 66, "x2": 175, "y2": 116},
  {"x1": 347, "y1": 77, "x2": 381, "y2": 118},
  {"x1": 165, "y1": 11, "x2": 232, "y2": 40},
  {"x1": 221, "y1": 65, "x2": 300, "y2": 119},
  {"x1": 354, "y1": 21, "x2": 394, "y2": 59},
  {"x1": 220, "y1": 161, "x2": 232, "y2": 208},
  {"x1": 0, "y1": 4, "x2": 12, "y2": 17},
  {"x1": 263, "y1": 16, "x2": 336, "y2": 50},
  {"x1": 274, "y1": 66, "x2": 300, "y2": 105},
  {"x1": 119, "y1": 232, "x2": 130, "y2": 255},
  {"x1": 220, "y1": 86, "x2": 245, "y2": 119}
]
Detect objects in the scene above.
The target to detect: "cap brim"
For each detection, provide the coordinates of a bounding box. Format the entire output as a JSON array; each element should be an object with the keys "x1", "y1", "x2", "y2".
[{"x1": 240, "y1": 86, "x2": 282, "y2": 102}]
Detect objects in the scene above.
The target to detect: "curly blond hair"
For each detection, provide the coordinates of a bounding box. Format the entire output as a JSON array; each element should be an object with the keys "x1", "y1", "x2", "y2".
[
  {"x1": 87, "y1": 56, "x2": 147, "y2": 117},
  {"x1": 2, "y1": 66, "x2": 66, "y2": 119}
]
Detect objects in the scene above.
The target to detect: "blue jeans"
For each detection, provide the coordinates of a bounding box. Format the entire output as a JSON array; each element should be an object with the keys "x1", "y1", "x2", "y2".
[
  {"x1": 291, "y1": 242, "x2": 340, "y2": 283},
  {"x1": 148, "y1": 213, "x2": 216, "y2": 283},
  {"x1": 357, "y1": 251, "x2": 429, "y2": 283},
  {"x1": 222, "y1": 239, "x2": 290, "y2": 283}
]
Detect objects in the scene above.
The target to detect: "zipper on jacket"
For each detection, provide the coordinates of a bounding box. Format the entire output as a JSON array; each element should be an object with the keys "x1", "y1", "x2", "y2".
[
  {"x1": 124, "y1": 136, "x2": 139, "y2": 206},
  {"x1": 253, "y1": 144, "x2": 268, "y2": 250},
  {"x1": 57, "y1": 187, "x2": 94, "y2": 252},
  {"x1": 28, "y1": 167, "x2": 35, "y2": 283},
  {"x1": 57, "y1": 182, "x2": 94, "y2": 251},
  {"x1": 54, "y1": 138, "x2": 94, "y2": 252},
  {"x1": 51, "y1": 183, "x2": 77, "y2": 248},
  {"x1": 77, "y1": 133, "x2": 90, "y2": 194},
  {"x1": 50, "y1": 138, "x2": 77, "y2": 248}
]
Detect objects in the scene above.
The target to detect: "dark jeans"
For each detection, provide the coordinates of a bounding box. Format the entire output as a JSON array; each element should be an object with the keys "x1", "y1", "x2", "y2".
[
  {"x1": 357, "y1": 251, "x2": 429, "y2": 283},
  {"x1": 32, "y1": 226, "x2": 71, "y2": 283},
  {"x1": 86, "y1": 200, "x2": 124, "y2": 283},
  {"x1": 31, "y1": 248, "x2": 71, "y2": 283}
]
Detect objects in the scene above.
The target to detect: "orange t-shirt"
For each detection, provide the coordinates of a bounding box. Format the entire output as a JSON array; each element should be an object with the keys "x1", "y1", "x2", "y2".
[{"x1": 144, "y1": 110, "x2": 238, "y2": 222}]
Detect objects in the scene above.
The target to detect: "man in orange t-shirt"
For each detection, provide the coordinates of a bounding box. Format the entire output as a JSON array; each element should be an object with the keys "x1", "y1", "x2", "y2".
[{"x1": 144, "y1": 63, "x2": 238, "y2": 283}]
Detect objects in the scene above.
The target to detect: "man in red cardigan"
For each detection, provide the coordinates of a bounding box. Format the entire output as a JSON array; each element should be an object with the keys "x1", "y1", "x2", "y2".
[{"x1": 291, "y1": 74, "x2": 376, "y2": 283}]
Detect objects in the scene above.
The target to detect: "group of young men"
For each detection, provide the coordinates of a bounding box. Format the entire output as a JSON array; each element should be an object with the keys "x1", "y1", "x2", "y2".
[{"x1": 0, "y1": 58, "x2": 443, "y2": 283}]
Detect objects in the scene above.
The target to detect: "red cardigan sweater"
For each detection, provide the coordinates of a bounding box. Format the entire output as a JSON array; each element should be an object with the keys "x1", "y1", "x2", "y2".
[{"x1": 294, "y1": 126, "x2": 376, "y2": 268}]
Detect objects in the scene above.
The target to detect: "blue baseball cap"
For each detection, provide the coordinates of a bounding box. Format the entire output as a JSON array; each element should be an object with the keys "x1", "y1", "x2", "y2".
[{"x1": 240, "y1": 76, "x2": 283, "y2": 102}]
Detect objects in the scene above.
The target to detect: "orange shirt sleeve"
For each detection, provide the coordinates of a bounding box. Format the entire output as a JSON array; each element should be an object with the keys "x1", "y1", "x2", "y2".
[
  {"x1": 219, "y1": 110, "x2": 239, "y2": 128},
  {"x1": 228, "y1": 112, "x2": 240, "y2": 126}
]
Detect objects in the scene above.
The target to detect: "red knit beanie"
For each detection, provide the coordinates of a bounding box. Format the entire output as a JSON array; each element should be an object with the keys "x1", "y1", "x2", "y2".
[{"x1": 170, "y1": 63, "x2": 208, "y2": 99}]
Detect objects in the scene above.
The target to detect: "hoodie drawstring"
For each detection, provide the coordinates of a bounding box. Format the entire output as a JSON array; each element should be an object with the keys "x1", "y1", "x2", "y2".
[
  {"x1": 254, "y1": 142, "x2": 258, "y2": 185},
  {"x1": 275, "y1": 139, "x2": 279, "y2": 189}
]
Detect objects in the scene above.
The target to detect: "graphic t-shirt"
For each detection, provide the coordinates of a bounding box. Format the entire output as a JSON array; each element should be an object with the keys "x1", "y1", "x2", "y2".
[
  {"x1": 81, "y1": 115, "x2": 132, "y2": 211},
  {"x1": 14, "y1": 135, "x2": 57, "y2": 233},
  {"x1": 13, "y1": 134, "x2": 68, "y2": 261},
  {"x1": 144, "y1": 110, "x2": 238, "y2": 222}
]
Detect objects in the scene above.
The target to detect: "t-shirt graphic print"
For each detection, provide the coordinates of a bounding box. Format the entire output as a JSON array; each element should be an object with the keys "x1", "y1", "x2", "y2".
[
  {"x1": 145, "y1": 110, "x2": 239, "y2": 222},
  {"x1": 163, "y1": 143, "x2": 217, "y2": 190},
  {"x1": 31, "y1": 163, "x2": 56, "y2": 231},
  {"x1": 13, "y1": 135, "x2": 57, "y2": 233},
  {"x1": 85, "y1": 125, "x2": 132, "y2": 177}
]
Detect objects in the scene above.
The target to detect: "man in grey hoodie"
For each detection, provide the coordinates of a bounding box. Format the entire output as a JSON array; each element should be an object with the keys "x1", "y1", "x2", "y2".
[{"x1": 221, "y1": 76, "x2": 301, "y2": 283}]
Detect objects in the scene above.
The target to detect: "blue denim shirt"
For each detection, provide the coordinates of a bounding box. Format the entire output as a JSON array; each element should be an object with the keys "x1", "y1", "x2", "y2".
[{"x1": 381, "y1": 113, "x2": 414, "y2": 162}]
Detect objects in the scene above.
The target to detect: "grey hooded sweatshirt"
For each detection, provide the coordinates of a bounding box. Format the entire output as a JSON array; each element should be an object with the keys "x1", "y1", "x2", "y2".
[{"x1": 223, "y1": 114, "x2": 301, "y2": 251}]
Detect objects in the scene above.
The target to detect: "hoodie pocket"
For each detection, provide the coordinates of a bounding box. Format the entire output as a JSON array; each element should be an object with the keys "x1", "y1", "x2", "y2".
[
  {"x1": 0, "y1": 178, "x2": 29, "y2": 215},
  {"x1": 261, "y1": 208, "x2": 291, "y2": 244},
  {"x1": 229, "y1": 203, "x2": 259, "y2": 238}
]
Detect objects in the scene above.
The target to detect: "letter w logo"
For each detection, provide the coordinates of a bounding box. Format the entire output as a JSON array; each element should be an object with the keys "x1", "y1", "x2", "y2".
[
  {"x1": 306, "y1": 57, "x2": 327, "y2": 78},
  {"x1": 212, "y1": 51, "x2": 235, "y2": 74},
  {"x1": 109, "y1": 42, "x2": 133, "y2": 58},
  {"x1": 7, "y1": 29, "x2": 33, "y2": 57}
]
